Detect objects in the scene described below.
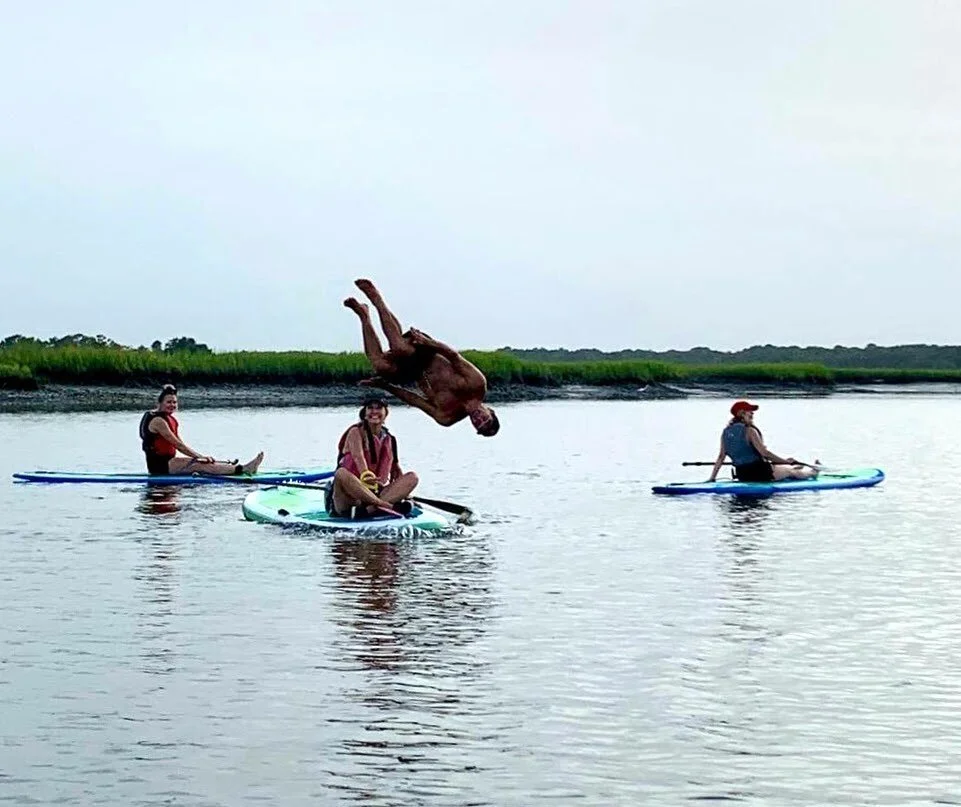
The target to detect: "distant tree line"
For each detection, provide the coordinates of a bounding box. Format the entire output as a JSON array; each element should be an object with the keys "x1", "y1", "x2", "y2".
[
  {"x1": 502, "y1": 344, "x2": 961, "y2": 370},
  {"x1": 1, "y1": 334, "x2": 212, "y2": 354}
]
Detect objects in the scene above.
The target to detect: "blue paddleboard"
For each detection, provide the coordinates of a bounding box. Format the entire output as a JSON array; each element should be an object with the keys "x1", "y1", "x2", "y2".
[
  {"x1": 652, "y1": 467, "x2": 885, "y2": 496},
  {"x1": 12, "y1": 468, "x2": 334, "y2": 485}
]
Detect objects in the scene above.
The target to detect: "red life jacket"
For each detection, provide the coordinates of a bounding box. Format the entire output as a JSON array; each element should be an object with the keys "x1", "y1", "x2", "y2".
[
  {"x1": 139, "y1": 411, "x2": 178, "y2": 459},
  {"x1": 336, "y1": 422, "x2": 397, "y2": 485}
]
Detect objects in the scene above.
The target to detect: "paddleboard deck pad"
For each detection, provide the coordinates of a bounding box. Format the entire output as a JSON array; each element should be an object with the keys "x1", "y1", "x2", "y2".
[
  {"x1": 652, "y1": 467, "x2": 884, "y2": 496},
  {"x1": 12, "y1": 468, "x2": 334, "y2": 485},
  {"x1": 242, "y1": 485, "x2": 455, "y2": 536}
]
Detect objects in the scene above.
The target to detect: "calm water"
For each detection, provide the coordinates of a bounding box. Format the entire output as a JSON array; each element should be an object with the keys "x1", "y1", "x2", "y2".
[{"x1": 2, "y1": 396, "x2": 960, "y2": 806}]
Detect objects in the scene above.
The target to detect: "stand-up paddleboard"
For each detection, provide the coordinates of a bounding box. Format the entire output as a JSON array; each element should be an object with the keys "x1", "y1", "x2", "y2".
[
  {"x1": 652, "y1": 468, "x2": 884, "y2": 496},
  {"x1": 12, "y1": 468, "x2": 334, "y2": 485},
  {"x1": 242, "y1": 485, "x2": 455, "y2": 536}
]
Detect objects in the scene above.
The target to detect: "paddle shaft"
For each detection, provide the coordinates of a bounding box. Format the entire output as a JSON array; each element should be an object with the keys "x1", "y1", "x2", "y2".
[
  {"x1": 683, "y1": 460, "x2": 822, "y2": 470},
  {"x1": 210, "y1": 473, "x2": 333, "y2": 491}
]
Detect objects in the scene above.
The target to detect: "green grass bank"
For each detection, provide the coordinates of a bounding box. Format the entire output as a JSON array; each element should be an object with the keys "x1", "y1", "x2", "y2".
[{"x1": 2, "y1": 343, "x2": 961, "y2": 389}]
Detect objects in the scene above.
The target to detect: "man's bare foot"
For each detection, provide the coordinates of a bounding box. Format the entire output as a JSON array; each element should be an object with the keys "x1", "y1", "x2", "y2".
[
  {"x1": 242, "y1": 451, "x2": 265, "y2": 474},
  {"x1": 358, "y1": 376, "x2": 386, "y2": 388},
  {"x1": 343, "y1": 297, "x2": 369, "y2": 317},
  {"x1": 354, "y1": 278, "x2": 383, "y2": 303}
]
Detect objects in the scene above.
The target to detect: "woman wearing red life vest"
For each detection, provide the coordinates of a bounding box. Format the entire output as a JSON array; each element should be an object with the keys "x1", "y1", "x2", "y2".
[
  {"x1": 326, "y1": 396, "x2": 419, "y2": 518},
  {"x1": 139, "y1": 384, "x2": 265, "y2": 476}
]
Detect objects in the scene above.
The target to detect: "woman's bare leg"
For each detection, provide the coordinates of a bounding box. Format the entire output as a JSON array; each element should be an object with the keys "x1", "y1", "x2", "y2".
[
  {"x1": 772, "y1": 464, "x2": 817, "y2": 481},
  {"x1": 352, "y1": 472, "x2": 419, "y2": 516},
  {"x1": 331, "y1": 467, "x2": 394, "y2": 515},
  {"x1": 379, "y1": 471, "x2": 419, "y2": 504},
  {"x1": 242, "y1": 452, "x2": 265, "y2": 474},
  {"x1": 168, "y1": 451, "x2": 264, "y2": 476}
]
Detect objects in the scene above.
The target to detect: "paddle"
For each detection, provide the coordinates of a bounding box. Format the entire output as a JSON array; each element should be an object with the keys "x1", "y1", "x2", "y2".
[
  {"x1": 410, "y1": 495, "x2": 475, "y2": 524},
  {"x1": 682, "y1": 460, "x2": 829, "y2": 471},
  {"x1": 207, "y1": 473, "x2": 333, "y2": 491}
]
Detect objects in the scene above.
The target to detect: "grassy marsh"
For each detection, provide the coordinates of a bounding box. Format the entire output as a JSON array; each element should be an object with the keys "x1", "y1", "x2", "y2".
[{"x1": 2, "y1": 342, "x2": 960, "y2": 389}]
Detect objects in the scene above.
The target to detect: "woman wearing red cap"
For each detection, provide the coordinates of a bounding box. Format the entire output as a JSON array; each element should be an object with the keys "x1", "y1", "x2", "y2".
[{"x1": 707, "y1": 400, "x2": 817, "y2": 483}]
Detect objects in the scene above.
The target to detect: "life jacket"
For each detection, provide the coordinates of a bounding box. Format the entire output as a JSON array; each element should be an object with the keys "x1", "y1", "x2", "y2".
[
  {"x1": 336, "y1": 421, "x2": 398, "y2": 485},
  {"x1": 722, "y1": 421, "x2": 764, "y2": 467},
  {"x1": 140, "y1": 410, "x2": 178, "y2": 458}
]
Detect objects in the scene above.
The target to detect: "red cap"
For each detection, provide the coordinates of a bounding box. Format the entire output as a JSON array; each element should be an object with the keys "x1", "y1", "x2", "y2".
[{"x1": 730, "y1": 400, "x2": 759, "y2": 416}]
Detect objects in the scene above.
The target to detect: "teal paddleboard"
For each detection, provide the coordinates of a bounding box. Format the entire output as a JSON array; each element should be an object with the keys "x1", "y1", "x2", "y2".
[
  {"x1": 652, "y1": 467, "x2": 885, "y2": 496},
  {"x1": 242, "y1": 485, "x2": 455, "y2": 536}
]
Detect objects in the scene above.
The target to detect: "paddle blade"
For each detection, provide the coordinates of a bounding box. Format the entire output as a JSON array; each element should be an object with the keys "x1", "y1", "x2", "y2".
[{"x1": 411, "y1": 495, "x2": 475, "y2": 525}]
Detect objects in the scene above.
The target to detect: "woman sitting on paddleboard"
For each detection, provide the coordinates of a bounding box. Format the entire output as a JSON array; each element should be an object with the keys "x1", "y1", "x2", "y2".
[
  {"x1": 140, "y1": 385, "x2": 264, "y2": 476},
  {"x1": 326, "y1": 395, "x2": 418, "y2": 518},
  {"x1": 708, "y1": 400, "x2": 818, "y2": 483}
]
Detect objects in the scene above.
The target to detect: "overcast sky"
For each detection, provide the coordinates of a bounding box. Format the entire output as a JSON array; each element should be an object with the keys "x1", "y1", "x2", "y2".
[{"x1": 1, "y1": 1, "x2": 959, "y2": 352}]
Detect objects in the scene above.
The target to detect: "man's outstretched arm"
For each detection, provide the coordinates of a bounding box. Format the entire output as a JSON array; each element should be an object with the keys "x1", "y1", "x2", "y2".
[{"x1": 366, "y1": 379, "x2": 452, "y2": 424}]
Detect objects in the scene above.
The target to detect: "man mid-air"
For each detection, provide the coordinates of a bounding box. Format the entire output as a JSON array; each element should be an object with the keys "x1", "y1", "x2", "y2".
[{"x1": 343, "y1": 278, "x2": 500, "y2": 436}]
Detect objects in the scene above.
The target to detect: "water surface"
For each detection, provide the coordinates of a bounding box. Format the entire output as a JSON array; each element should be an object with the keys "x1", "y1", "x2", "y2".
[{"x1": 1, "y1": 397, "x2": 959, "y2": 805}]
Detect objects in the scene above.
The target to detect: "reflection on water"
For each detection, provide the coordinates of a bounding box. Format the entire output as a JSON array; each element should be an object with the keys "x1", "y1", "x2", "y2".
[
  {"x1": 329, "y1": 535, "x2": 496, "y2": 669},
  {"x1": 714, "y1": 496, "x2": 775, "y2": 611},
  {"x1": 5, "y1": 399, "x2": 961, "y2": 804},
  {"x1": 132, "y1": 535, "x2": 180, "y2": 676},
  {"x1": 327, "y1": 534, "x2": 497, "y2": 803},
  {"x1": 716, "y1": 495, "x2": 776, "y2": 534},
  {"x1": 136, "y1": 485, "x2": 182, "y2": 516},
  {"x1": 715, "y1": 495, "x2": 778, "y2": 646},
  {"x1": 331, "y1": 540, "x2": 403, "y2": 669},
  {"x1": 132, "y1": 493, "x2": 183, "y2": 675},
  {"x1": 679, "y1": 494, "x2": 783, "y2": 803}
]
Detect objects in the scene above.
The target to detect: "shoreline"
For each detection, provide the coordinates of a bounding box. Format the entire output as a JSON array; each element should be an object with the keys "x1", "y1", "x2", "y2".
[{"x1": 2, "y1": 380, "x2": 959, "y2": 414}]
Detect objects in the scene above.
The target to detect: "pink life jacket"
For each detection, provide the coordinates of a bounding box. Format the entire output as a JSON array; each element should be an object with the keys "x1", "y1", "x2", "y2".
[{"x1": 336, "y1": 422, "x2": 396, "y2": 486}]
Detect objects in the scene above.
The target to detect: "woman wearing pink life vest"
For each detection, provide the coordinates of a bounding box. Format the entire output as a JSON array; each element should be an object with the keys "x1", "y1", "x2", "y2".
[{"x1": 326, "y1": 396, "x2": 419, "y2": 518}]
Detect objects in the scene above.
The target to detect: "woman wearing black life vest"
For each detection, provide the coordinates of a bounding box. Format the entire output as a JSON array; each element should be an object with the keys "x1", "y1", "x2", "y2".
[
  {"x1": 708, "y1": 400, "x2": 818, "y2": 483},
  {"x1": 326, "y1": 396, "x2": 419, "y2": 518},
  {"x1": 139, "y1": 385, "x2": 265, "y2": 476}
]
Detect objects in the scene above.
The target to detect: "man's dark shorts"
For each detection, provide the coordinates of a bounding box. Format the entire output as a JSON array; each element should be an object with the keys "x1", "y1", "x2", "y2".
[{"x1": 385, "y1": 332, "x2": 434, "y2": 383}]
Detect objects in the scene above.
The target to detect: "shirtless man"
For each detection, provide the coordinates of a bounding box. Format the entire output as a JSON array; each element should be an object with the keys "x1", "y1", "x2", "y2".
[{"x1": 343, "y1": 279, "x2": 500, "y2": 436}]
